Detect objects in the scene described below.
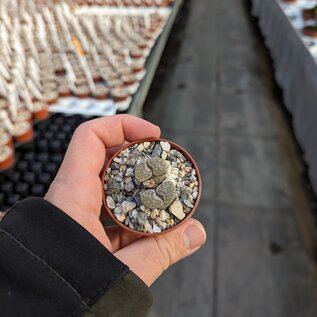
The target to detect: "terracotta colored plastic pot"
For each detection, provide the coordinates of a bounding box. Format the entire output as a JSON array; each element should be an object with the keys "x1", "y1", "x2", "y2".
[
  {"x1": 33, "y1": 107, "x2": 49, "y2": 121},
  {"x1": 0, "y1": 146, "x2": 15, "y2": 171},
  {"x1": 302, "y1": 8, "x2": 316, "y2": 21},
  {"x1": 303, "y1": 26, "x2": 317, "y2": 38},
  {"x1": 101, "y1": 138, "x2": 202, "y2": 236},
  {"x1": 13, "y1": 122, "x2": 34, "y2": 144}
]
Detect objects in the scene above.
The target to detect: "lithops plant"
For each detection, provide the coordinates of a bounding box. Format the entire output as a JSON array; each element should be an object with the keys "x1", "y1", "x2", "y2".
[{"x1": 103, "y1": 139, "x2": 201, "y2": 235}]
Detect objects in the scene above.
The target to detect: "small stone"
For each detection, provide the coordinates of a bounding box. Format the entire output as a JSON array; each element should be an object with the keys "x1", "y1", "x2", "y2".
[
  {"x1": 160, "y1": 141, "x2": 171, "y2": 152},
  {"x1": 161, "y1": 151, "x2": 167, "y2": 160},
  {"x1": 130, "y1": 209, "x2": 139, "y2": 219},
  {"x1": 135, "y1": 160, "x2": 152, "y2": 182},
  {"x1": 176, "y1": 151, "x2": 185, "y2": 159},
  {"x1": 121, "y1": 201, "x2": 137, "y2": 213},
  {"x1": 178, "y1": 171, "x2": 186, "y2": 178},
  {"x1": 104, "y1": 175, "x2": 110, "y2": 182},
  {"x1": 160, "y1": 210, "x2": 170, "y2": 221},
  {"x1": 183, "y1": 199, "x2": 194, "y2": 208},
  {"x1": 115, "y1": 213, "x2": 126, "y2": 222},
  {"x1": 192, "y1": 191, "x2": 198, "y2": 199},
  {"x1": 184, "y1": 166, "x2": 192, "y2": 173},
  {"x1": 137, "y1": 144, "x2": 144, "y2": 151},
  {"x1": 134, "y1": 194, "x2": 142, "y2": 207},
  {"x1": 113, "y1": 157, "x2": 122, "y2": 164},
  {"x1": 124, "y1": 181, "x2": 135, "y2": 192},
  {"x1": 120, "y1": 165, "x2": 127, "y2": 173},
  {"x1": 180, "y1": 187, "x2": 191, "y2": 200},
  {"x1": 113, "y1": 206, "x2": 122, "y2": 215},
  {"x1": 144, "y1": 221, "x2": 153, "y2": 233},
  {"x1": 169, "y1": 200, "x2": 185, "y2": 220},
  {"x1": 127, "y1": 158, "x2": 136, "y2": 166},
  {"x1": 150, "y1": 210, "x2": 158, "y2": 220},
  {"x1": 137, "y1": 212, "x2": 148, "y2": 226},
  {"x1": 140, "y1": 205, "x2": 146, "y2": 211},
  {"x1": 143, "y1": 142, "x2": 151, "y2": 148},
  {"x1": 156, "y1": 219, "x2": 167, "y2": 230},
  {"x1": 166, "y1": 218, "x2": 175, "y2": 227},
  {"x1": 153, "y1": 224, "x2": 162, "y2": 233},
  {"x1": 110, "y1": 162, "x2": 120, "y2": 170},
  {"x1": 151, "y1": 143, "x2": 163, "y2": 157},
  {"x1": 125, "y1": 168, "x2": 134, "y2": 177},
  {"x1": 106, "y1": 196, "x2": 116, "y2": 210}
]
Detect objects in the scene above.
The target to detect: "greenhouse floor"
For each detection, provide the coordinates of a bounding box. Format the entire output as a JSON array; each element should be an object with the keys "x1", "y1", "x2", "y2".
[{"x1": 143, "y1": 0, "x2": 317, "y2": 316}]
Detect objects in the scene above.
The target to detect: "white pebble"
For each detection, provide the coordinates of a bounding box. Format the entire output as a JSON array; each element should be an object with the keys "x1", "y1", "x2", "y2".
[
  {"x1": 113, "y1": 157, "x2": 122, "y2": 164},
  {"x1": 143, "y1": 142, "x2": 151, "y2": 148},
  {"x1": 153, "y1": 224, "x2": 162, "y2": 233},
  {"x1": 160, "y1": 141, "x2": 171, "y2": 152},
  {"x1": 106, "y1": 196, "x2": 116, "y2": 210},
  {"x1": 137, "y1": 144, "x2": 144, "y2": 151}
]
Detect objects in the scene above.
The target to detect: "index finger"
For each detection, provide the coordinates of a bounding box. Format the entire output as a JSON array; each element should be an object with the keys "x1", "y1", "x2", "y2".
[{"x1": 59, "y1": 114, "x2": 161, "y2": 180}]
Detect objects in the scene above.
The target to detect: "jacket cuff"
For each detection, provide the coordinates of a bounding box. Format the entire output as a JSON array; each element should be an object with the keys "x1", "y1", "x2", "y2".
[{"x1": 0, "y1": 197, "x2": 152, "y2": 316}]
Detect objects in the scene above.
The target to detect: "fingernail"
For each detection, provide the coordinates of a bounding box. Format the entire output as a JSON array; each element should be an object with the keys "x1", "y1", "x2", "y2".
[{"x1": 183, "y1": 222, "x2": 206, "y2": 251}]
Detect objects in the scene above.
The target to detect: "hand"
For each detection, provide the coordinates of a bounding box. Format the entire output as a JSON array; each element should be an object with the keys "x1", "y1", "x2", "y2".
[{"x1": 45, "y1": 114, "x2": 206, "y2": 286}]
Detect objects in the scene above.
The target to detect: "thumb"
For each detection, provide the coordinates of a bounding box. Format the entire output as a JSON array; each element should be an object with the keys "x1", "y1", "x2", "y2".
[{"x1": 114, "y1": 219, "x2": 206, "y2": 286}]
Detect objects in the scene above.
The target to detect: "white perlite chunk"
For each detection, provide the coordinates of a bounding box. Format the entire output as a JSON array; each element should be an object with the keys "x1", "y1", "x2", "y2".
[
  {"x1": 169, "y1": 200, "x2": 185, "y2": 220},
  {"x1": 143, "y1": 142, "x2": 151, "y2": 148},
  {"x1": 106, "y1": 196, "x2": 116, "y2": 210},
  {"x1": 160, "y1": 141, "x2": 171, "y2": 152},
  {"x1": 153, "y1": 224, "x2": 162, "y2": 233}
]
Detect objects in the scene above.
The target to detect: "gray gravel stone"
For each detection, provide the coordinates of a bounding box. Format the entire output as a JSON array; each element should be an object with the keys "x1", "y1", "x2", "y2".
[
  {"x1": 124, "y1": 181, "x2": 135, "y2": 192},
  {"x1": 151, "y1": 143, "x2": 163, "y2": 157},
  {"x1": 137, "y1": 212, "x2": 148, "y2": 226},
  {"x1": 121, "y1": 201, "x2": 137, "y2": 213},
  {"x1": 160, "y1": 141, "x2": 171, "y2": 152}
]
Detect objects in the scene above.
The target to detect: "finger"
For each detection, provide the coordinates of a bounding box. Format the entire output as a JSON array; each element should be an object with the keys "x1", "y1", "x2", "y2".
[
  {"x1": 58, "y1": 114, "x2": 161, "y2": 187},
  {"x1": 114, "y1": 219, "x2": 206, "y2": 286},
  {"x1": 106, "y1": 226, "x2": 141, "y2": 252}
]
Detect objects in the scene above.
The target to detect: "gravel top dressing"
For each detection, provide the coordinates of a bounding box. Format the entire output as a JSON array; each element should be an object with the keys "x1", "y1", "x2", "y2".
[{"x1": 104, "y1": 140, "x2": 200, "y2": 234}]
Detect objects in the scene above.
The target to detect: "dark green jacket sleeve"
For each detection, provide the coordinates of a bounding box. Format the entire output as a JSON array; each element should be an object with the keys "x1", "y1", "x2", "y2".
[{"x1": 0, "y1": 198, "x2": 153, "y2": 317}]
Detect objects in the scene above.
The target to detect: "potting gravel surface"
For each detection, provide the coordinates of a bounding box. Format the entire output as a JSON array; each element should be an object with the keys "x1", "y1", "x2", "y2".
[{"x1": 104, "y1": 141, "x2": 199, "y2": 233}]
